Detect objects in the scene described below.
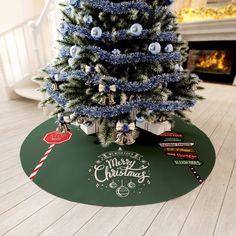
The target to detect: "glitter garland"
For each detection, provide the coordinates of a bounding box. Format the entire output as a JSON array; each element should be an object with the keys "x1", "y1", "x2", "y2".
[
  {"x1": 66, "y1": 22, "x2": 149, "y2": 40},
  {"x1": 46, "y1": 84, "x2": 67, "y2": 107},
  {"x1": 59, "y1": 47, "x2": 71, "y2": 58},
  {"x1": 59, "y1": 46, "x2": 181, "y2": 64},
  {"x1": 63, "y1": 22, "x2": 177, "y2": 42},
  {"x1": 86, "y1": 45, "x2": 181, "y2": 64},
  {"x1": 46, "y1": 82, "x2": 195, "y2": 117},
  {"x1": 46, "y1": 65, "x2": 183, "y2": 92},
  {"x1": 80, "y1": 0, "x2": 153, "y2": 14},
  {"x1": 74, "y1": 100, "x2": 196, "y2": 117},
  {"x1": 108, "y1": 73, "x2": 182, "y2": 92}
]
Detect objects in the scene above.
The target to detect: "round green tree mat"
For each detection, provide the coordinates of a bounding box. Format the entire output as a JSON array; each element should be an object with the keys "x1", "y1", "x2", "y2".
[{"x1": 20, "y1": 118, "x2": 215, "y2": 207}]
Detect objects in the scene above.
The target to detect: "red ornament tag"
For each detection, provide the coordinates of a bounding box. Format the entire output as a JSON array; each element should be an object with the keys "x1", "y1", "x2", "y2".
[{"x1": 43, "y1": 131, "x2": 73, "y2": 144}]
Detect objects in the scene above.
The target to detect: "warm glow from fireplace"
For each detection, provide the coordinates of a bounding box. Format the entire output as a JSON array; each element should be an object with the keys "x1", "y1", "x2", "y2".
[{"x1": 196, "y1": 51, "x2": 229, "y2": 72}]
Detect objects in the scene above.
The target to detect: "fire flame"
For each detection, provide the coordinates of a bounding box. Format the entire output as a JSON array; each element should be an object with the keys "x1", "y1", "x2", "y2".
[{"x1": 196, "y1": 51, "x2": 229, "y2": 72}]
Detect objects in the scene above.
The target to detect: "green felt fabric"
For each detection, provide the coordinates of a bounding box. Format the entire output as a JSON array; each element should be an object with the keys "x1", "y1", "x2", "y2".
[{"x1": 20, "y1": 118, "x2": 215, "y2": 207}]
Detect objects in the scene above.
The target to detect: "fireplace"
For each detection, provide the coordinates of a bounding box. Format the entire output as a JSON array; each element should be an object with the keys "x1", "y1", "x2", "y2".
[
  {"x1": 186, "y1": 41, "x2": 236, "y2": 84},
  {"x1": 188, "y1": 50, "x2": 233, "y2": 75}
]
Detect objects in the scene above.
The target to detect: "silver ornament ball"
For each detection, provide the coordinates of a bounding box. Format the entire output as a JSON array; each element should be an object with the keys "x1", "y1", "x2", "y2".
[
  {"x1": 164, "y1": 44, "x2": 174, "y2": 53},
  {"x1": 70, "y1": 45, "x2": 81, "y2": 57},
  {"x1": 59, "y1": 22, "x2": 69, "y2": 34},
  {"x1": 148, "y1": 42, "x2": 161, "y2": 54},
  {"x1": 91, "y1": 27, "x2": 102, "y2": 39},
  {"x1": 130, "y1": 23, "x2": 143, "y2": 36}
]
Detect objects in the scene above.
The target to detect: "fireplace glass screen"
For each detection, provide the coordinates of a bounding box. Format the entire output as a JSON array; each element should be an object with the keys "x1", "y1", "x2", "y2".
[{"x1": 187, "y1": 50, "x2": 233, "y2": 75}]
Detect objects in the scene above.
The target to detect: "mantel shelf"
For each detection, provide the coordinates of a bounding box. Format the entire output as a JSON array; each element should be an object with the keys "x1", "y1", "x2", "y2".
[{"x1": 179, "y1": 18, "x2": 236, "y2": 42}]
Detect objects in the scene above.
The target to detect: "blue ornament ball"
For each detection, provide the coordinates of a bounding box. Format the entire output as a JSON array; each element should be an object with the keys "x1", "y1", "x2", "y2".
[
  {"x1": 83, "y1": 15, "x2": 93, "y2": 25},
  {"x1": 70, "y1": 45, "x2": 81, "y2": 57},
  {"x1": 164, "y1": 44, "x2": 174, "y2": 53},
  {"x1": 148, "y1": 42, "x2": 161, "y2": 54},
  {"x1": 91, "y1": 27, "x2": 102, "y2": 39},
  {"x1": 130, "y1": 23, "x2": 143, "y2": 36},
  {"x1": 122, "y1": 124, "x2": 130, "y2": 133},
  {"x1": 136, "y1": 115, "x2": 145, "y2": 123},
  {"x1": 66, "y1": 0, "x2": 77, "y2": 6},
  {"x1": 112, "y1": 49, "x2": 121, "y2": 55},
  {"x1": 59, "y1": 22, "x2": 69, "y2": 34}
]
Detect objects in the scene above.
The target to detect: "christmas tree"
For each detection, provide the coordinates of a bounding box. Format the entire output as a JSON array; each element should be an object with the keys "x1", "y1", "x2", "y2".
[{"x1": 34, "y1": 0, "x2": 202, "y2": 146}]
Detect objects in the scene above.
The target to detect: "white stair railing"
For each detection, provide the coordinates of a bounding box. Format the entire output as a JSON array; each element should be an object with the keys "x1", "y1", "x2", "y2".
[
  {"x1": 28, "y1": 0, "x2": 57, "y2": 68},
  {"x1": 0, "y1": 0, "x2": 59, "y2": 100}
]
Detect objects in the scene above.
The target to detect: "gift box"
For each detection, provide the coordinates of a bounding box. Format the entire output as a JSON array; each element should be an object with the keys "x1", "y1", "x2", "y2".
[
  {"x1": 80, "y1": 122, "x2": 101, "y2": 135},
  {"x1": 136, "y1": 120, "x2": 171, "y2": 136}
]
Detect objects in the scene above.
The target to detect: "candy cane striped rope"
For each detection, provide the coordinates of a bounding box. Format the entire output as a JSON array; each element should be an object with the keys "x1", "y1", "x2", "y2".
[{"x1": 29, "y1": 144, "x2": 55, "y2": 180}]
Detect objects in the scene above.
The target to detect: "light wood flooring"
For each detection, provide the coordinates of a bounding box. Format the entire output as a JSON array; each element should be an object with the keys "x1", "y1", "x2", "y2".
[{"x1": 0, "y1": 82, "x2": 236, "y2": 236}]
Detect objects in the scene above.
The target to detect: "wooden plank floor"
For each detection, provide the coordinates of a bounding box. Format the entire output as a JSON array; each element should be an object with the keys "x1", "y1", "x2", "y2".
[{"x1": 0, "y1": 82, "x2": 236, "y2": 236}]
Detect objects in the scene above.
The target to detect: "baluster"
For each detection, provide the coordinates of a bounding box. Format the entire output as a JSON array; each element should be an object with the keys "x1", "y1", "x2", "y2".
[
  {"x1": 22, "y1": 25, "x2": 33, "y2": 73},
  {"x1": 28, "y1": 21, "x2": 42, "y2": 69},
  {"x1": 0, "y1": 55, "x2": 10, "y2": 100},
  {"x1": 3, "y1": 36, "x2": 15, "y2": 84},
  {"x1": 13, "y1": 30, "x2": 24, "y2": 80},
  {"x1": 0, "y1": 50, "x2": 9, "y2": 90}
]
